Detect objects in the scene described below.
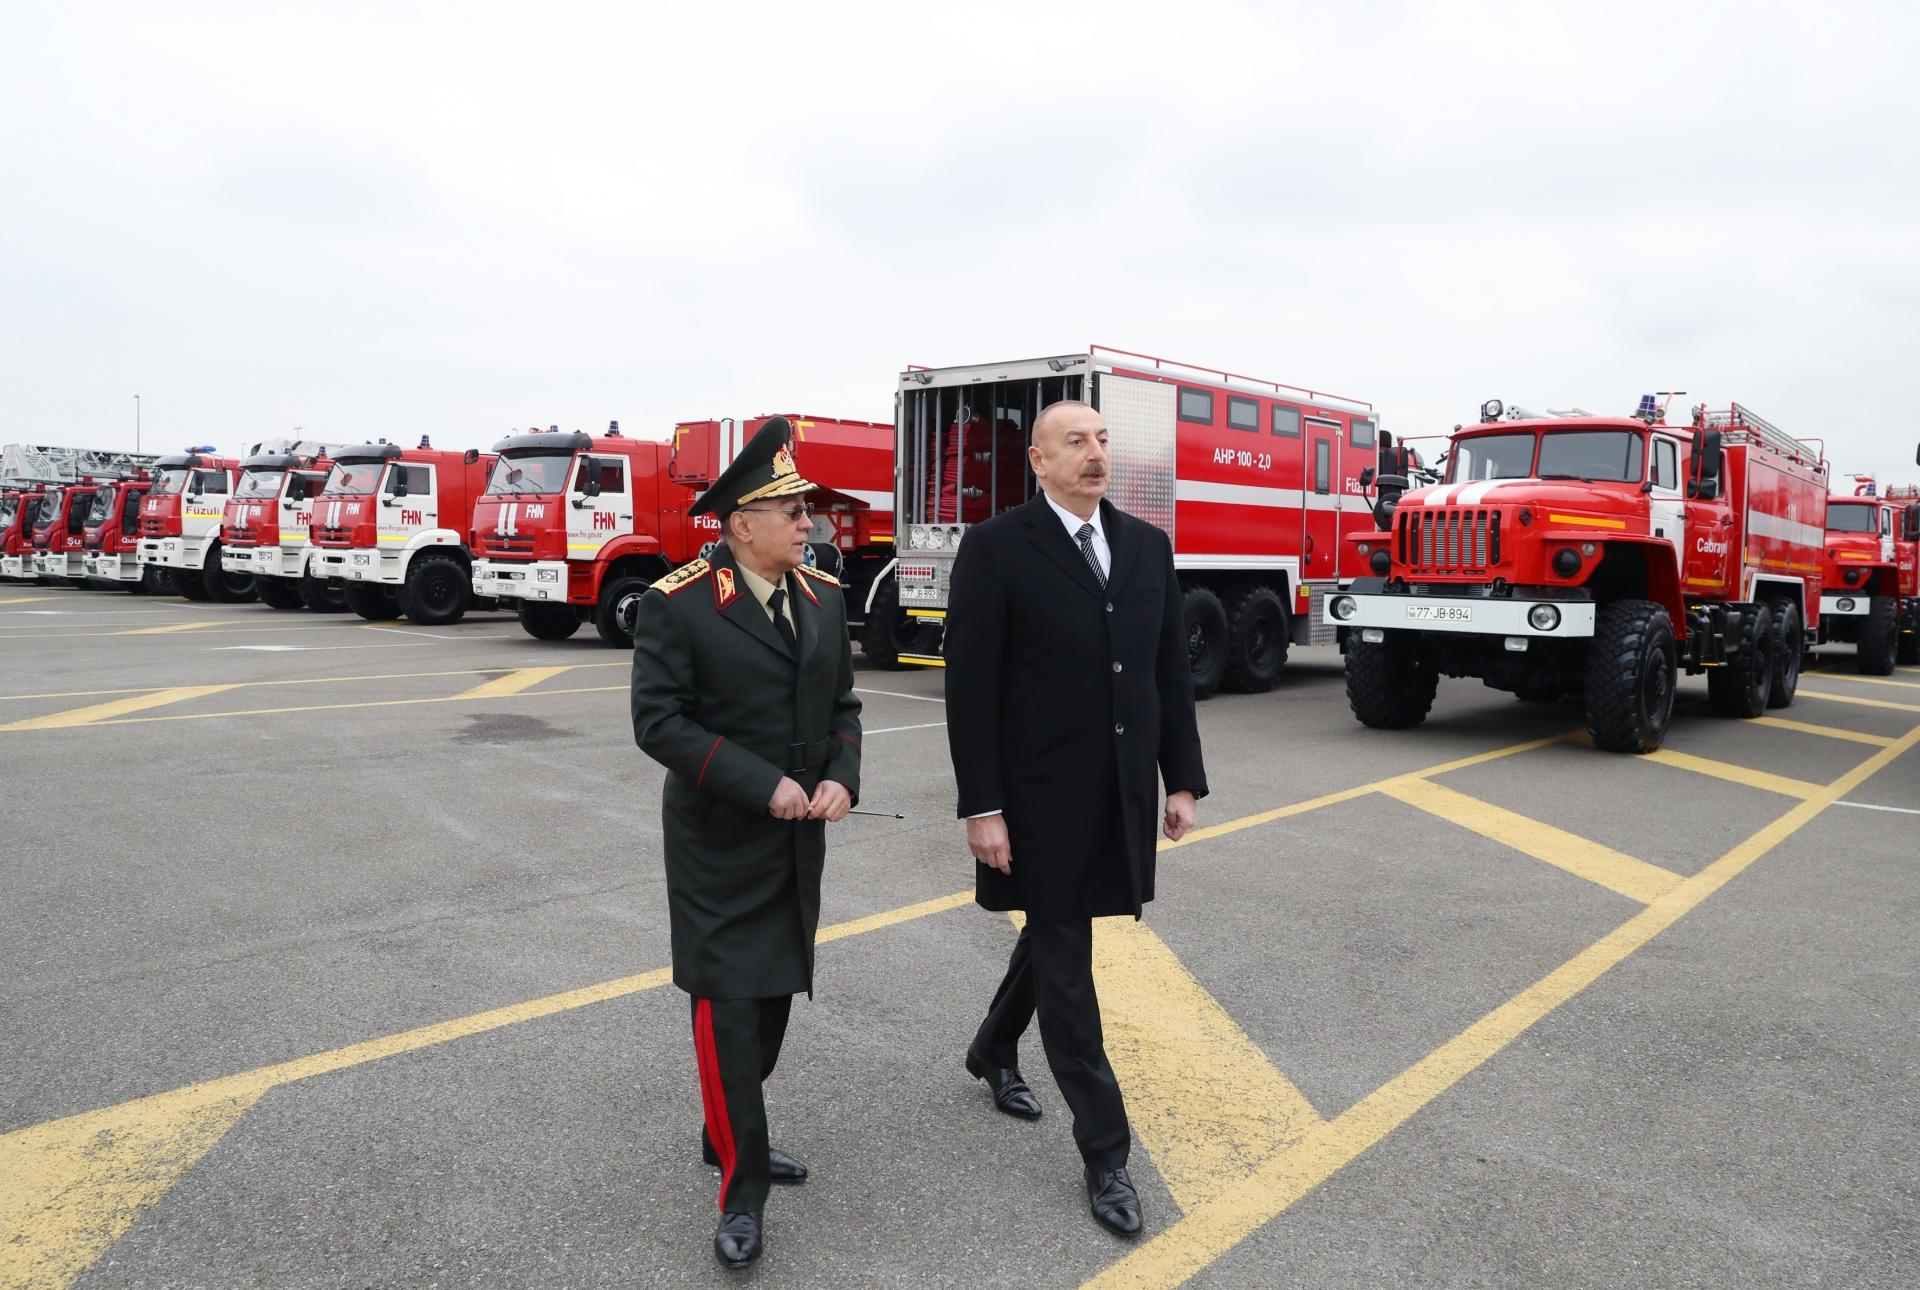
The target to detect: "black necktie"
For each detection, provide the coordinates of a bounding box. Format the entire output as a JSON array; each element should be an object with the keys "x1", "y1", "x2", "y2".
[
  {"x1": 1075, "y1": 522, "x2": 1107, "y2": 588},
  {"x1": 767, "y1": 588, "x2": 797, "y2": 653}
]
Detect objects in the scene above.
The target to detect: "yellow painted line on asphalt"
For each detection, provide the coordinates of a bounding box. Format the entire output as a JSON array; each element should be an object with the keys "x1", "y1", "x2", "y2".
[
  {"x1": 117, "y1": 621, "x2": 231, "y2": 635},
  {"x1": 1380, "y1": 777, "x2": 1681, "y2": 904},
  {"x1": 1805, "y1": 672, "x2": 1920, "y2": 690},
  {"x1": 1160, "y1": 731, "x2": 1579, "y2": 853},
  {"x1": 453, "y1": 665, "x2": 574, "y2": 700},
  {"x1": 1081, "y1": 721, "x2": 1920, "y2": 1290},
  {"x1": 0, "y1": 595, "x2": 59, "y2": 605},
  {"x1": 1093, "y1": 917, "x2": 1325, "y2": 1211},
  {"x1": 0, "y1": 685, "x2": 241, "y2": 732},
  {"x1": 1749, "y1": 716, "x2": 1896, "y2": 747},
  {"x1": 1638, "y1": 747, "x2": 1824, "y2": 799},
  {"x1": 1796, "y1": 688, "x2": 1920, "y2": 714}
]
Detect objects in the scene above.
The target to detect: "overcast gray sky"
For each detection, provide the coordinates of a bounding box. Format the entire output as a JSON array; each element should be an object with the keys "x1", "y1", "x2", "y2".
[{"x1": 3, "y1": 0, "x2": 1916, "y2": 487}]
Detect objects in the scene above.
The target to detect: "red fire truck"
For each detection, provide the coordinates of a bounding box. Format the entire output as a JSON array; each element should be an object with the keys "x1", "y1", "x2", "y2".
[
  {"x1": 887, "y1": 346, "x2": 1386, "y2": 693},
  {"x1": 29, "y1": 483, "x2": 94, "y2": 583},
  {"x1": 1, "y1": 488, "x2": 49, "y2": 582},
  {"x1": 79, "y1": 474, "x2": 155, "y2": 591},
  {"x1": 220, "y1": 450, "x2": 339, "y2": 611},
  {"x1": 310, "y1": 439, "x2": 497, "y2": 625},
  {"x1": 137, "y1": 450, "x2": 255, "y2": 602},
  {"x1": 1324, "y1": 397, "x2": 1829, "y2": 752},
  {"x1": 1817, "y1": 472, "x2": 1920, "y2": 673},
  {"x1": 471, "y1": 415, "x2": 894, "y2": 648}
]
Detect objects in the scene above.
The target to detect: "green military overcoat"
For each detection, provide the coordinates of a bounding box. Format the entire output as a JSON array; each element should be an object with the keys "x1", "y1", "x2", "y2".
[{"x1": 629, "y1": 542, "x2": 862, "y2": 999}]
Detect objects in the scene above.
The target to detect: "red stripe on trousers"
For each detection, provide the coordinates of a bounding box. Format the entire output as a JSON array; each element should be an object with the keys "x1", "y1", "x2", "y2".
[{"x1": 693, "y1": 998, "x2": 737, "y2": 1210}]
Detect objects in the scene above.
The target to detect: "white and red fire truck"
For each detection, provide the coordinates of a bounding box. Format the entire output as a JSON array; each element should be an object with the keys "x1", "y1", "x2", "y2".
[
  {"x1": 1324, "y1": 397, "x2": 1830, "y2": 752},
  {"x1": 137, "y1": 449, "x2": 255, "y2": 602},
  {"x1": 887, "y1": 345, "x2": 1387, "y2": 693},
  {"x1": 1817, "y1": 468, "x2": 1920, "y2": 673},
  {"x1": 79, "y1": 473, "x2": 155, "y2": 591},
  {"x1": 220, "y1": 448, "x2": 339, "y2": 611},
  {"x1": 310, "y1": 439, "x2": 497, "y2": 625},
  {"x1": 0, "y1": 488, "x2": 42, "y2": 581},
  {"x1": 471, "y1": 415, "x2": 894, "y2": 649},
  {"x1": 28, "y1": 483, "x2": 95, "y2": 583}
]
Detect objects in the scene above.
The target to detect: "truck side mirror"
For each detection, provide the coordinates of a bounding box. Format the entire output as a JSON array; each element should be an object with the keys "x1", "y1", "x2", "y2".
[
  {"x1": 387, "y1": 473, "x2": 409, "y2": 499},
  {"x1": 1904, "y1": 504, "x2": 1920, "y2": 542},
  {"x1": 1358, "y1": 466, "x2": 1376, "y2": 489}
]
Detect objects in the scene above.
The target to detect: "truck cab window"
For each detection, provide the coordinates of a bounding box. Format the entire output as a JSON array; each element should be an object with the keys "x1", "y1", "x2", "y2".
[
  {"x1": 590, "y1": 459, "x2": 627, "y2": 493},
  {"x1": 194, "y1": 470, "x2": 228, "y2": 495},
  {"x1": 1652, "y1": 438, "x2": 1678, "y2": 491}
]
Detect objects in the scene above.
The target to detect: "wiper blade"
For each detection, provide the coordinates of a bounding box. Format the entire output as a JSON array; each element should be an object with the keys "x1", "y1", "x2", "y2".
[{"x1": 1539, "y1": 472, "x2": 1594, "y2": 482}]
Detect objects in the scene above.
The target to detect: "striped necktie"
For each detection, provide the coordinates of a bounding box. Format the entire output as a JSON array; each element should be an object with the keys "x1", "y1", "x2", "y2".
[{"x1": 1075, "y1": 522, "x2": 1107, "y2": 588}]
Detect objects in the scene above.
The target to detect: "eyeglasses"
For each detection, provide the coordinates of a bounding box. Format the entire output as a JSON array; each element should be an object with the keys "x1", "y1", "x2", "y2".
[{"x1": 737, "y1": 502, "x2": 815, "y2": 522}]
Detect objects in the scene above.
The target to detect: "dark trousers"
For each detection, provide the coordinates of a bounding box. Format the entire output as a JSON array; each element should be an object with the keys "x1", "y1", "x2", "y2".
[
  {"x1": 691, "y1": 993, "x2": 793, "y2": 1213},
  {"x1": 973, "y1": 919, "x2": 1131, "y2": 1171}
]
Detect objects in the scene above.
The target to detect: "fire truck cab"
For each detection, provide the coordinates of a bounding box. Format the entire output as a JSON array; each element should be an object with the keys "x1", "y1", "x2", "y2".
[
  {"x1": 79, "y1": 475, "x2": 154, "y2": 590},
  {"x1": 1818, "y1": 473, "x2": 1920, "y2": 673},
  {"x1": 889, "y1": 346, "x2": 1383, "y2": 694},
  {"x1": 471, "y1": 423, "x2": 698, "y2": 646},
  {"x1": 221, "y1": 451, "x2": 338, "y2": 611},
  {"x1": 137, "y1": 450, "x2": 255, "y2": 602},
  {"x1": 30, "y1": 483, "x2": 95, "y2": 583},
  {"x1": 311, "y1": 440, "x2": 497, "y2": 625},
  {"x1": 1, "y1": 488, "x2": 47, "y2": 581},
  {"x1": 1325, "y1": 397, "x2": 1829, "y2": 753}
]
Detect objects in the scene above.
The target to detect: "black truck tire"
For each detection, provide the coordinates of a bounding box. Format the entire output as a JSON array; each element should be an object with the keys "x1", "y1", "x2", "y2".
[
  {"x1": 1344, "y1": 630, "x2": 1438, "y2": 729},
  {"x1": 1182, "y1": 585, "x2": 1230, "y2": 701},
  {"x1": 345, "y1": 582, "x2": 402, "y2": 621},
  {"x1": 202, "y1": 546, "x2": 257, "y2": 602},
  {"x1": 399, "y1": 552, "x2": 470, "y2": 626},
  {"x1": 519, "y1": 601, "x2": 582, "y2": 641},
  {"x1": 1766, "y1": 598, "x2": 1803, "y2": 709},
  {"x1": 595, "y1": 575, "x2": 651, "y2": 647},
  {"x1": 1222, "y1": 584, "x2": 1289, "y2": 693},
  {"x1": 255, "y1": 576, "x2": 306, "y2": 610},
  {"x1": 1708, "y1": 601, "x2": 1774, "y2": 718},
  {"x1": 1898, "y1": 602, "x2": 1920, "y2": 666},
  {"x1": 859, "y1": 579, "x2": 920, "y2": 670},
  {"x1": 1585, "y1": 600, "x2": 1677, "y2": 753},
  {"x1": 141, "y1": 564, "x2": 176, "y2": 596},
  {"x1": 300, "y1": 575, "x2": 348, "y2": 612},
  {"x1": 1855, "y1": 595, "x2": 1897, "y2": 675}
]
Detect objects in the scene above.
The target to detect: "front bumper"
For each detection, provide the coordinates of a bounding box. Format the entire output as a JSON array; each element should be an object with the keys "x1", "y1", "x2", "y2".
[
  {"x1": 472, "y1": 558, "x2": 570, "y2": 603},
  {"x1": 312, "y1": 548, "x2": 402, "y2": 585},
  {"x1": 1819, "y1": 593, "x2": 1870, "y2": 617},
  {"x1": 0, "y1": 555, "x2": 24, "y2": 579},
  {"x1": 82, "y1": 552, "x2": 141, "y2": 582},
  {"x1": 223, "y1": 545, "x2": 308, "y2": 579},
  {"x1": 138, "y1": 537, "x2": 206, "y2": 570},
  {"x1": 36, "y1": 552, "x2": 86, "y2": 579},
  {"x1": 1324, "y1": 591, "x2": 1598, "y2": 638}
]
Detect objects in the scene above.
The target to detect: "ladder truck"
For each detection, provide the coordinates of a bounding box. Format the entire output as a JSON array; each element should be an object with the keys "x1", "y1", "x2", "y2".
[
  {"x1": 1, "y1": 487, "x2": 49, "y2": 582},
  {"x1": 79, "y1": 473, "x2": 157, "y2": 591},
  {"x1": 1324, "y1": 396, "x2": 1830, "y2": 752},
  {"x1": 29, "y1": 483, "x2": 94, "y2": 584}
]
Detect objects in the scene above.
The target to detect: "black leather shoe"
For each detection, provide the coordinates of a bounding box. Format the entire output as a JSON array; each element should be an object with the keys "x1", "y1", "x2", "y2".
[
  {"x1": 1085, "y1": 1166, "x2": 1142, "y2": 1237},
  {"x1": 713, "y1": 1210, "x2": 762, "y2": 1269},
  {"x1": 701, "y1": 1136, "x2": 810, "y2": 1184},
  {"x1": 966, "y1": 1046, "x2": 1042, "y2": 1120}
]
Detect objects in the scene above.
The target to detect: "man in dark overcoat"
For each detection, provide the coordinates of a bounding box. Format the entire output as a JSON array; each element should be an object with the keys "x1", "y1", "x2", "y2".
[
  {"x1": 629, "y1": 417, "x2": 862, "y2": 1270},
  {"x1": 944, "y1": 398, "x2": 1208, "y2": 1237}
]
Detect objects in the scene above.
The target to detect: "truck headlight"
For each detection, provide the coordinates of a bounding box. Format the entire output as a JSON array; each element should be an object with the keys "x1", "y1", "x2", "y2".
[
  {"x1": 1836, "y1": 596, "x2": 1856, "y2": 612},
  {"x1": 1331, "y1": 595, "x2": 1357, "y2": 621},
  {"x1": 1528, "y1": 604, "x2": 1561, "y2": 631},
  {"x1": 537, "y1": 568, "x2": 559, "y2": 582}
]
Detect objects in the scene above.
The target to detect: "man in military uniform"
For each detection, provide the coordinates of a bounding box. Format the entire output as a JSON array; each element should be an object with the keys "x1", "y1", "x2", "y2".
[{"x1": 629, "y1": 417, "x2": 863, "y2": 1270}]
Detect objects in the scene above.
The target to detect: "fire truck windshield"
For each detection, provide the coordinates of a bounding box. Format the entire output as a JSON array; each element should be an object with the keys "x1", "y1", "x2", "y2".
[
  {"x1": 1448, "y1": 433, "x2": 1535, "y2": 482},
  {"x1": 323, "y1": 462, "x2": 383, "y2": 495},
  {"x1": 86, "y1": 488, "x2": 114, "y2": 525},
  {"x1": 487, "y1": 453, "x2": 572, "y2": 495},
  {"x1": 236, "y1": 469, "x2": 286, "y2": 499},
  {"x1": 150, "y1": 468, "x2": 191, "y2": 496},
  {"x1": 1827, "y1": 502, "x2": 1879, "y2": 534},
  {"x1": 0, "y1": 497, "x2": 17, "y2": 528}
]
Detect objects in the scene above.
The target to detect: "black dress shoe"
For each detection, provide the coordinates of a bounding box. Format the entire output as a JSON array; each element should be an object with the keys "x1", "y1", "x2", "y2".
[
  {"x1": 701, "y1": 1136, "x2": 810, "y2": 1184},
  {"x1": 713, "y1": 1210, "x2": 763, "y2": 1269},
  {"x1": 965, "y1": 1046, "x2": 1042, "y2": 1120},
  {"x1": 1085, "y1": 1166, "x2": 1143, "y2": 1237}
]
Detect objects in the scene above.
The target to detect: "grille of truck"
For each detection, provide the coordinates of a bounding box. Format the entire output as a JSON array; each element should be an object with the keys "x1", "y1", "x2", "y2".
[
  {"x1": 1399, "y1": 507, "x2": 1501, "y2": 574},
  {"x1": 487, "y1": 535, "x2": 536, "y2": 555},
  {"x1": 139, "y1": 516, "x2": 169, "y2": 537},
  {"x1": 312, "y1": 525, "x2": 353, "y2": 546}
]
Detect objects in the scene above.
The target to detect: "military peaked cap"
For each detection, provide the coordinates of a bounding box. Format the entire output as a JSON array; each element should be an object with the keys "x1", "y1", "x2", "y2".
[{"x1": 689, "y1": 416, "x2": 816, "y2": 517}]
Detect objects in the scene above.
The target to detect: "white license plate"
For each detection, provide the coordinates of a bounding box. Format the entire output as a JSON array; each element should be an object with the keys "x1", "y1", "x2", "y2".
[
  {"x1": 352, "y1": 553, "x2": 370, "y2": 566},
  {"x1": 1407, "y1": 604, "x2": 1472, "y2": 623}
]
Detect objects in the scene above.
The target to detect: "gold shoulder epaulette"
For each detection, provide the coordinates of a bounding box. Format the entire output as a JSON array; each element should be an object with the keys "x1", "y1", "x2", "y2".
[
  {"x1": 795, "y1": 563, "x2": 841, "y2": 585},
  {"x1": 653, "y1": 558, "x2": 710, "y2": 596}
]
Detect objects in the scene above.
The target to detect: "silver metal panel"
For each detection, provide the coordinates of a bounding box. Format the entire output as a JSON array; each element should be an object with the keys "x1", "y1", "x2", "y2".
[
  {"x1": 1306, "y1": 585, "x2": 1338, "y2": 646},
  {"x1": 1095, "y1": 374, "x2": 1177, "y2": 539},
  {"x1": 897, "y1": 354, "x2": 1087, "y2": 392}
]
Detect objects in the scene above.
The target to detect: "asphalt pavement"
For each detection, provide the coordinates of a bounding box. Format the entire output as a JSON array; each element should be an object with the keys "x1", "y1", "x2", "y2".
[{"x1": 1, "y1": 581, "x2": 1915, "y2": 1288}]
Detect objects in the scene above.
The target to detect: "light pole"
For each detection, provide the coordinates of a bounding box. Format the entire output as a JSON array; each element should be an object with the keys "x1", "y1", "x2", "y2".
[{"x1": 134, "y1": 395, "x2": 141, "y2": 453}]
